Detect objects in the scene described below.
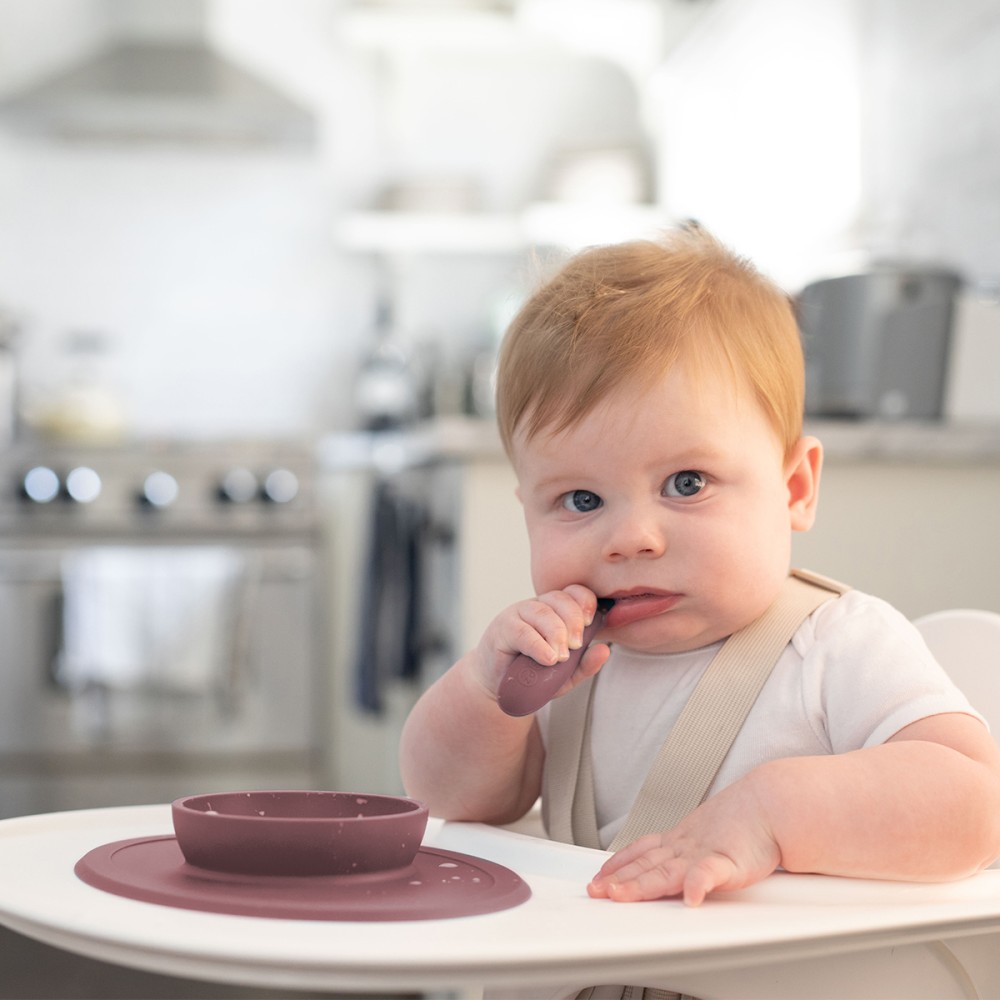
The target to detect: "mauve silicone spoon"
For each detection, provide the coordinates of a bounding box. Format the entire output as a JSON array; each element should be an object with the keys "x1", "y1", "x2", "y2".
[{"x1": 497, "y1": 599, "x2": 613, "y2": 717}]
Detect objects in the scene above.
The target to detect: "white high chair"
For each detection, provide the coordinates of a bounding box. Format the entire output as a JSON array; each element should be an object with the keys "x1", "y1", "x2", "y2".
[
  {"x1": 916, "y1": 608, "x2": 1000, "y2": 882},
  {"x1": 914, "y1": 608, "x2": 1000, "y2": 738},
  {"x1": 634, "y1": 607, "x2": 1000, "y2": 1000}
]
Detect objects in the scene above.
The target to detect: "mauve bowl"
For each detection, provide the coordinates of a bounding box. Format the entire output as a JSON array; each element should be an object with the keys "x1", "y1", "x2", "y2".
[{"x1": 171, "y1": 790, "x2": 429, "y2": 877}]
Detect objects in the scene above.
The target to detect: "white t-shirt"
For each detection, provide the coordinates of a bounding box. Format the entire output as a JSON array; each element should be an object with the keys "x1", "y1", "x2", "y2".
[{"x1": 539, "y1": 589, "x2": 983, "y2": 850}]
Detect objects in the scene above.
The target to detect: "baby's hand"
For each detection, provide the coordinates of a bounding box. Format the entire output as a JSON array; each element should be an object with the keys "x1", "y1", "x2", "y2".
[
  {"x1": 476, "y1": 585, "x2": 611, "y2": 706},
  {"x1": 587, "y1": 777, "x2": 782, "y2": 907}
]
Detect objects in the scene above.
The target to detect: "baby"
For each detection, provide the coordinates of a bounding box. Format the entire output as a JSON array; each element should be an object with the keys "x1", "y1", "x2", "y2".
[{"x1": 400, "y1": 226, "x2": 1000, "y2": 911}]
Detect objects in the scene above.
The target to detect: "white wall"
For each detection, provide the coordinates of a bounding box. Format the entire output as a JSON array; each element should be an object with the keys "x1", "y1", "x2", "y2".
[
  {"x1": 0, "y1": 0, "x2": 647, "y2": 440},
  {"x1": 860, "y1": 0, "x2": 1000, "y2": 285},
  {"x1": 0, "y1": 145, "x2": 362, "y2": 438},
  {"x1": 652, "y1": 0, "x2": 1000, "y2": 296},
  {"x1": 650, "y1": 0, "x2": 866, "y2": 291}
]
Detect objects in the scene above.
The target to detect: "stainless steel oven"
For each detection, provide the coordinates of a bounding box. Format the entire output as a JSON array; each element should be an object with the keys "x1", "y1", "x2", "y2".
[{"x1": 0, "y1": 440, "x2": 326, "y2": 819}]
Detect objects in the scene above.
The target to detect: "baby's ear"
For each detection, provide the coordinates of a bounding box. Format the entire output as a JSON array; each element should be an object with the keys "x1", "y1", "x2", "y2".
[{"x1": 785, "y1": 436, "x2": 822, "y2": 532}]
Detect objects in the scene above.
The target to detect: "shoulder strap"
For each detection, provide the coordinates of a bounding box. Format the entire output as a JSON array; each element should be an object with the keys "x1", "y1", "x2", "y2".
[
  {"x1": 543, "y1": 675, "x2": 601, "y2": 847},
  {"x1": 609, "y1": 570, "x2": 847, "y2": 849},
  {"x1": 543, "y1": 570, "x2": 848, "y2": 850}
]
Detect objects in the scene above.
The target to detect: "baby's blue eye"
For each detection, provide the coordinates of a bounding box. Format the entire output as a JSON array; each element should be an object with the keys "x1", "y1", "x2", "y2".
[
  {"x1": 562, "y1": 489, "x2": 602, "y2": 513},
  {"x1": 664, "y1": 471, "x2": 706, "y2": 498}
]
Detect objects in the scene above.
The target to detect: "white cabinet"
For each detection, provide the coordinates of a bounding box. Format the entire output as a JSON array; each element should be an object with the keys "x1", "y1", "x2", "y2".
[
  {"x1": 456, "y1": 455, "x2": 532, "y2": 650},
  {"x1": 793, "y1": 458, "x2": 1000, "y2": 619}
]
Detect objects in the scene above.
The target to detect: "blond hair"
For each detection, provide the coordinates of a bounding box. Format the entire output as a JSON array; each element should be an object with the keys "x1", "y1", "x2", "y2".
[{"x1": 496, "y1": 226, "x2": 804, "y2": 459}]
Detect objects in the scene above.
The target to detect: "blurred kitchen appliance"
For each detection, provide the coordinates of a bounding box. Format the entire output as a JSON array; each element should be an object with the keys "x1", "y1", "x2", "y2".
[
  {"x1": 354, "y1": 296, "x2": 423, "y2": 432},
  {"x1": 0, "y1": 440, "x2": 325, "y2": 820},
  {"x1": 0, "y1": 0, "x2": 315, "y2": 148},
  {"x1": 798, "y1": 265, "x2": 962, "y2": 419},
  {"x1": 23, "y1": 329, "x2": 128, "y2": 445}
]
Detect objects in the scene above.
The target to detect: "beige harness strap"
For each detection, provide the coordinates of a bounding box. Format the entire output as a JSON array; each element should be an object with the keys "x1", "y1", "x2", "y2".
[
  {"x1": 609, "y1": 570, "x2": 846, "y2": 849},
  {"x1": 544, "y1": 570, "x2": 848, "y2": 850},
  {"x1": 544, "y1": 676, "x2": 602, "y2": 848}
]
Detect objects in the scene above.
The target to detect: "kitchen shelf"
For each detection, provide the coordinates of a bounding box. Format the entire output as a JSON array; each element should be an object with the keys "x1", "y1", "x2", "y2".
[
  {"x1": 337, "y1": 202, "x2": 668, "y2": 254},
  {"x1": 342, "y1": 5, "x2": 520, "y2": 53},
  {"x1": 337, "y1": 211, "x2": 522, "y2": 254}
]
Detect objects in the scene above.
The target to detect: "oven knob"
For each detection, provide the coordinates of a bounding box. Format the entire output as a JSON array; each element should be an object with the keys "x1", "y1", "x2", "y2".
[
  {"x1": 140, "y1": 471, "x2": 179, "y2": 508},
  {"x1": 261, "y1": 468, "x2": 299, "y2": 504},
  {"x1": 22, "y1": 466, "x2": 61, "y2": 503},
  {"x1": 65, "y1": 466, "x2": 102, "y2": 504},
  {"x1": 218, "y1": 467, "x2": 258, "y2": 504}
]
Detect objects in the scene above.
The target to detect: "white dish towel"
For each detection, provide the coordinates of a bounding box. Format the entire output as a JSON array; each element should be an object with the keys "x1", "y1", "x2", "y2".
[{"x1": 58, "y1": 547, "x2": 246, "y2": 695}]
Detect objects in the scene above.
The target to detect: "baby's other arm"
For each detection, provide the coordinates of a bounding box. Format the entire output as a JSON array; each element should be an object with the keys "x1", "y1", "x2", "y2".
[
  {"x1": 589, "y1": 711, "x2": 1000, "y2": 905},
  {"x1": 400, "y1": 585, "x2": 610, "y2": 824}
]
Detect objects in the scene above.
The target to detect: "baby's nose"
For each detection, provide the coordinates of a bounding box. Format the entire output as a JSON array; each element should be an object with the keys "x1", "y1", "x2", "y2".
[{"x1": 603, "y1": 507, "x2": 667, "y2": 560}]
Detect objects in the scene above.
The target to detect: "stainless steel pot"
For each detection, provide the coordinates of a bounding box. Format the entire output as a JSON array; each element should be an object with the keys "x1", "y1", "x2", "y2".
[{"x1": 797, "y1": 265, "x2": 962, "y2": 419}]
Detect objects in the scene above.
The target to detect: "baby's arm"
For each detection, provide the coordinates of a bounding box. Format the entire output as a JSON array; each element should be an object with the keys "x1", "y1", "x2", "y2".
[
  {"x1": 589, "y1": 712, "x2": 1000, "y2": 906},
  {"x1": 400, "y1": 585, "x2": 611, "y2": 824}
]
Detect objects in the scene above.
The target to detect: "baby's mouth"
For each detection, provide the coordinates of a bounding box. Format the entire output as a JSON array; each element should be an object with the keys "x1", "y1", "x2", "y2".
[{"x1": 603, "y1": 591, "x2": 681, "y2": 628}]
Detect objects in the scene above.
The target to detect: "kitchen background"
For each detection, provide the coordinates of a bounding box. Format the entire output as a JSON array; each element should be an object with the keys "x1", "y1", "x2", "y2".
[
  {"x1": 2, "y1": 0, "x2": 999, "y2": 443},
  {"x1": 1, "y1": 0, "x2": 1000, "y2": 994}
]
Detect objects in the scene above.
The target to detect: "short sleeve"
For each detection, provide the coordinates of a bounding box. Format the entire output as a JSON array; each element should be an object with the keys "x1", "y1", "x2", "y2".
[{"x1": 795, "y1": 591, "x2": 984, "y2": 753}]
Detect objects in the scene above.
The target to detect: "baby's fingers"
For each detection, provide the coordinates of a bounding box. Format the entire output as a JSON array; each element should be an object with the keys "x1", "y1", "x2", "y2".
[
  {"x1": 588, "y1": 836, "x2": 675, "y2": 894},
  {"x1": 588, "y1": 849, "x2": 685, "y2": 902},
  {"x1": 523, "y1": 592, "x2": 596, "y2": 660},
  {"x1": 507, "y1": 602, "x2": 574, "y2": 665},
  {"x1": 679, "y1": 856, "x2": 739, "y2": 907},
  {"x1": 590, "y1": 834, "x2": 663, "y2": 882},
  {"x1": 588, "y1": 847, "x2": 738, "y2": 907}
]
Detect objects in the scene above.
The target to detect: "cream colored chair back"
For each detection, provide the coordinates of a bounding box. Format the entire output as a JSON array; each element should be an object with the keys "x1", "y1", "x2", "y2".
[{"x1": 913, "y1": 608, "x2": 1000, "y2": 737}]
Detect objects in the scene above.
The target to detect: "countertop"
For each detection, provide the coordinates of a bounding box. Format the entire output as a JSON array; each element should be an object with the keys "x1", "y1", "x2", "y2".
[{"x1": 318, "y1": 415, "x2": 1000, "y2": 472}]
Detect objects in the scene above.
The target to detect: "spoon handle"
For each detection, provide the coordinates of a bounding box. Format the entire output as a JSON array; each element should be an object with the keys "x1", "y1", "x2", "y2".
[{"x1": 496, "y1": 606, "x2": 609, "y2": 718}]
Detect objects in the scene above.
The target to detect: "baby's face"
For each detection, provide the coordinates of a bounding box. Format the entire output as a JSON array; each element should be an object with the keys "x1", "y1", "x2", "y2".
[{"x1": 512, "y1": 365, "x2": 808, "y2": 653}]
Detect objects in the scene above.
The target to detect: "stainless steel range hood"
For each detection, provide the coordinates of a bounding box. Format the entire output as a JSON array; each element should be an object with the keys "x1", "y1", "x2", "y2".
[{"x1": 0, "y1": 1, "x2": 316, "y2": 149}]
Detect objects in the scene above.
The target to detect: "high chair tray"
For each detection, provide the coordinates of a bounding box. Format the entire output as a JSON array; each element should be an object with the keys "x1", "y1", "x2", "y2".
[{"x1": 1, "y1": 804, "x2": 1000, "y2": 998}]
